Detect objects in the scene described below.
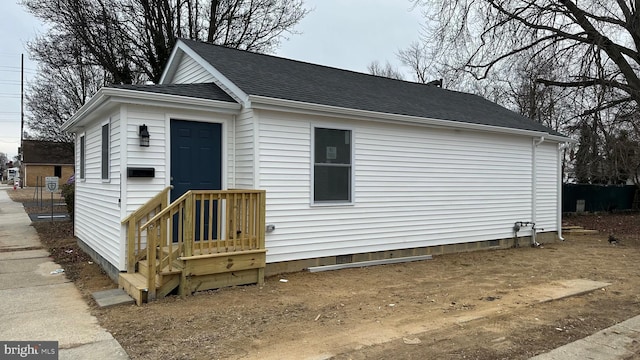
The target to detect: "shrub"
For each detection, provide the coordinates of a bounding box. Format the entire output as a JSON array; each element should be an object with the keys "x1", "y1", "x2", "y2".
[{"x1": 60, "y1": 183, "x2": 74, "y2": 219}]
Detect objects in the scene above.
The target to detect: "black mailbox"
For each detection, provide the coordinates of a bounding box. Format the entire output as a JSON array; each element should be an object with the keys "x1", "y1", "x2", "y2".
[{"x1": 127, "y1": 167, "x2": 155, "y2": 178}]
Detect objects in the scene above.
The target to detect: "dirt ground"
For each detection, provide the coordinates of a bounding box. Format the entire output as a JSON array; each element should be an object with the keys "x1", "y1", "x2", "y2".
[{"x1": 7, "y1": 187, "x2": 640, "y2": 359}]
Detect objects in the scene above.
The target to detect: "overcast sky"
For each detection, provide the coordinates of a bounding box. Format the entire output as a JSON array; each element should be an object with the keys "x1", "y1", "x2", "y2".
[{"x1": 0, "y1": 0, "x2": 422, "y2": 159}]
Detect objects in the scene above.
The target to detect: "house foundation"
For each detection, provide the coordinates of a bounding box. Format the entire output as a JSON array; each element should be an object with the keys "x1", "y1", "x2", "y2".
[
  {"x1": 265, "y1": 232, "x2": 558, "y2": 276},
  {"x1": 77, "y1": 238, "x2": 121, "y2": 283},
  {"x1": 78, "y1": 232, "x2": 558, "y2": 287}
]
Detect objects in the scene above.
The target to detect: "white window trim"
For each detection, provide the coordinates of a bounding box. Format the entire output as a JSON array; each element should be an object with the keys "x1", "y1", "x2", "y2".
[
  {"x1": 101, "y1": 119, "x2": 111, "y2": 182},
  {"x1": 310, "y1": 124, "x2": 355, "y2": 206}
]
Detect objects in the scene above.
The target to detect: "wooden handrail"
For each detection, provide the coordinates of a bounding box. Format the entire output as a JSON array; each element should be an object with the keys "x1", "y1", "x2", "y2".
[
  {"x1": 122, "y1": 186, "x2": 171, "y2": 274},
  {"x1": 139, "y1": 189, "x2": 266, "y2": 231},
  {"x1": 139, "y1": 190, "x2": 192, "y2": 231},
  {"x1": 122, "y1": 186, "x2": 172, "y2": 224}
]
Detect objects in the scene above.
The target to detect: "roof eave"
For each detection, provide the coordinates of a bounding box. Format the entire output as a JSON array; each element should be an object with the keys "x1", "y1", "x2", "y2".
[
  {"x1": 106, "y1": 87, "x2": 242, "y2": 112},
  {"x1": 248, "y1": 95, "x2": 573, "y2": 142},
  {"x1": 62, "y1": 87, "x2": 242, "y2": 132},
  {"x1": 61, "y1": 88, "x2": 109, "y2": 132}
]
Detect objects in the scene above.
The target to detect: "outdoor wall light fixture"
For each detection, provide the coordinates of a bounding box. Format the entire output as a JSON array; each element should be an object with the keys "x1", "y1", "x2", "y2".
[{"x1": 139, "y1": 124, "x2": 150, "y2": 147}]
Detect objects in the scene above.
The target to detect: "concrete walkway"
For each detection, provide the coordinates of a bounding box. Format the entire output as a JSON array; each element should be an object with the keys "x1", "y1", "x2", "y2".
[
  {"x1": 530, "y1": 315, "x2": 640, "y2": 359},
  {"x1": 0, "y1": 185, "x2": 128, "y2": 359}
]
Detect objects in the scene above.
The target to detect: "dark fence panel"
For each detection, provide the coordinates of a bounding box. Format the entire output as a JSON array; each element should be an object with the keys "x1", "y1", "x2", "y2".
[{"x1": 563, "y1": 184, "x2": 637, "y2": 212}]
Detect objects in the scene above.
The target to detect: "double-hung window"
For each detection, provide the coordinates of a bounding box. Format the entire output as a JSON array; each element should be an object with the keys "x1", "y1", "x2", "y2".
[{"x1": 313, "y1": 127, "x2": 352, "y2": 203}]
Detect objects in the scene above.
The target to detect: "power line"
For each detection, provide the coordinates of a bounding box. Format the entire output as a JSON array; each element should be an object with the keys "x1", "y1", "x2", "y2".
[
  {"x1": 0, "y1": 69, "x2": 37, "y2": 74},
  {"x1": 0, "y1": 66, "x2": 38, "y2": 72}
]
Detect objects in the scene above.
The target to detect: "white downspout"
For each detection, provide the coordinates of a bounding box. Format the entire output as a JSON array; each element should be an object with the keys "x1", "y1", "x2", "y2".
[
  {"x1": 557, "y1": 142, "x2": 567, "y2": 241},
  {"x1": 532, "y1": 137, "x2": 545, "y2": 245}
]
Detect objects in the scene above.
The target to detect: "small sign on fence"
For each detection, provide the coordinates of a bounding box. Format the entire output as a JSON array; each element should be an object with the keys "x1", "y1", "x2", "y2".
[{"x1": 45, "y1": 177, "x2": 59, "y2": 193}]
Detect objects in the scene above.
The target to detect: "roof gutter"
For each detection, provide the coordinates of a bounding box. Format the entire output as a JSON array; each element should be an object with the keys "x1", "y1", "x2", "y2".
[
  {"x1": 248, "y1": 95, "x2": 573, "y2": 142},
  {"x1": 62, "y1": 87, "x2": 242, "y2": 132}
]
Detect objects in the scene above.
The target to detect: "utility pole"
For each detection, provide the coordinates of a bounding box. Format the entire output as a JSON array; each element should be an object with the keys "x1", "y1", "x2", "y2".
[{"x1": 20, "y1": 53, "x2": 24, "y2": 188}]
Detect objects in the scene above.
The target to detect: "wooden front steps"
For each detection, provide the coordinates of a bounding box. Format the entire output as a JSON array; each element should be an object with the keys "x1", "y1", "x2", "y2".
[
  {"x1": 121, "y1": 189, "x2": 267, "y2": 304},
  {"x1": 119, "y1": 259, "x2": 183, "y2": 306},
  {"x1": 118, "y1": 249, "x2": 267, "y2": 305}
]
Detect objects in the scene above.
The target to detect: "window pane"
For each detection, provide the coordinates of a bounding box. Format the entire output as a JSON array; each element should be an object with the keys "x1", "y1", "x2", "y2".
[
  {"x1": 314, "y1": 165, "x2": 351, "y2": 201},
  {"x1": 314, "y1": 128, "x2": 351, "y2": 164},
  {"x1": 101, "y1": 124, "x2": 109, "y2": 179},
  {"x1": 80, "y1": 136, "x2": 85, "y2": 179}
]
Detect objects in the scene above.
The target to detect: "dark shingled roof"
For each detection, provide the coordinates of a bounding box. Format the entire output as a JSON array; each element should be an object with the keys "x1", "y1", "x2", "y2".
[
  {"x1": 180, "y1": 38, "x2": 563, "y2": 136},
  {"x1": 22, "y1": 140, "x2": 74, "y2": 164},
  {"x1": 109, "y1": 82, "x2": 236, "y2": 103}
]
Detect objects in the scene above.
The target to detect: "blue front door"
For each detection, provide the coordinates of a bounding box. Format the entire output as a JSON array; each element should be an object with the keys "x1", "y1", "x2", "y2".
[{"x1": 170, "y1": 120, "x2": 222, "y2": 240}]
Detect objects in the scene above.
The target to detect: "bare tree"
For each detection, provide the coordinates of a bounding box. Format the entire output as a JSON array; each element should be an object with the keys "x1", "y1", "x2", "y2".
[
  {"x1": 25, "y1": 63, "x2": 104, "y2": 142},
  {"x1": 367, "y1": 60, "x2": 405, "y2": 80},
  {"x1": 411, "y1": 0, "x2": 639, "y2": 115},
  {"x1": 397, "y1": 41, "x2": 432, "y2": 84},
  {"x1": 20, "y1": 0, "x2": 309, "y2": 142},
  {"x1": 22, "y1": 0, "x2": 309, "y2": 83}
]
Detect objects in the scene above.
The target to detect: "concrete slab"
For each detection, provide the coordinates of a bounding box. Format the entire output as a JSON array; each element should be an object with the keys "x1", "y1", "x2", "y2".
[
  {"x1": 0, "y1": 309, "x2": 115, "y2": 348},
  {"x1": 0, "y1": 257, "x2": 56, "y2": 274},
  {"x1": 530, "y1": 315, "x2": 640, "y2": 359},
  {"x1": 0, "y1": 259, "x2": 69, "y2": 290},
  {"x1": 0, "y1": 249, "x2": 50, "y2": 260},
  {"x1": 533, "y1": 279, "x2": 611, "y2": 303},
  {"x1": 0, "y1": 283, "x2": 91, "y2": 315},
  {"x1": 58, "y1": 339, "x2": 129, "y2": 360},
  {"x1": 92, "y1": 288, "x2": 135, "y2": 308}
]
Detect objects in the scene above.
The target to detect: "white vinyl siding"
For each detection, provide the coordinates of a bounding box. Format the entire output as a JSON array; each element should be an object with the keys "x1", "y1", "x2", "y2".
[
  {"x1": 75, "y1": 111, "x2": 121, "y2": 268},
  {"x1": 234, "y1": 108, "x2": 255, "y2": 188},
  {"x1": 257, "y1": 110, "x2": 559, "y2": 263},
  {"x1": 123, "y1": 104, "x2": 234, "y2": 214},
  {"x1": 535, "y1": 142, "x2": 559, "y2": 232},
  {"x1": 124, "y1": 105, "x2": 169, "y2": 214},
  {"x1": 172, "y1": 54, "x2": 216, "y2": 84},
  {"x1": 74, "y1": 103, "x2": 235, "y2": 271}
]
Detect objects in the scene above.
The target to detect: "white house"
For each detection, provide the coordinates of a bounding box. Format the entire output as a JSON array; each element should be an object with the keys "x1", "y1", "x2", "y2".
[{"x1": 62, "y1": 39, "x2": 570, "y2": 298}]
